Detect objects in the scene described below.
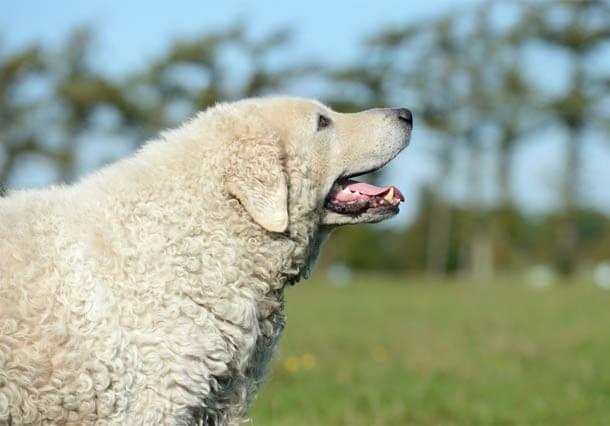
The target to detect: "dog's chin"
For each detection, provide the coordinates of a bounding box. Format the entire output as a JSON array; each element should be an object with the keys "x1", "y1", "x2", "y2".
[{"x1": 321, "y1": 206, "x2": 399, "y2": 226}]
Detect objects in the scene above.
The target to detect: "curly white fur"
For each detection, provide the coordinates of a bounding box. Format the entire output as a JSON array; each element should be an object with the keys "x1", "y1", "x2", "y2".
[{"x1": 0, "y1": 97, "x2": 410, "y2": 425}]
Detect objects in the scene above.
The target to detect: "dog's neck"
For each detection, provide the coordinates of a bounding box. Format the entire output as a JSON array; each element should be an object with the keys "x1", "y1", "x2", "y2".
[{"x1": 75, "y1": 138, "x2": 330, "y2": 423}]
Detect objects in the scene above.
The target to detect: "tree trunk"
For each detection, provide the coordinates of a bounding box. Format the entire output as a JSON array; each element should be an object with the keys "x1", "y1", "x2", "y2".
[
  {"x1": 426, "y1": 194, "x2": 452, "y2": 275},
  {"x1": 471, "y1": 231, "x2": 494, "y2": 280},
  {"x1": 425, "y1": 144, "x2": 453, "y2": 276},
  {"x1": 556, "y1": 126, "x2": 581, "y2": 276},
  {"x1": 461, "y1": 135, "x2": 495, "y2": 278},
  {"x1": 498, "y1": 130, "x2": 516, "y2": 207}
]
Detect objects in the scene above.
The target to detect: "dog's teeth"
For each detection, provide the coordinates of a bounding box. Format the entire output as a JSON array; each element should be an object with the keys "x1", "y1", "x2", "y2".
[{"x1": 384, "y1": 188, "x2": 394, "y2": 202}]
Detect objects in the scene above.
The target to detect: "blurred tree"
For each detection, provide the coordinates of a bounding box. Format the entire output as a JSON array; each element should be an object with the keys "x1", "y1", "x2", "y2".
[
  {"x1": 0, "y1": 25, "x2": 301, "y2": 189},
  {"x1": 331, "y1": 16, "x2": 476, "y2": 276},
  {"x1": 52, "y1": 29, "x2": 147, "y2": 180},
  {"x1": 324, "y1": 0, "x2": 610, "y2": 276},
  {"x1": 521, "y1": 0, "x2": 610, "y2": 274},
  {"x1": 0, "y1": 41, "x2": 43, "y2": 189},
  {"x1": 123, "y1": 24, "x2": 307, "y2": 138}
]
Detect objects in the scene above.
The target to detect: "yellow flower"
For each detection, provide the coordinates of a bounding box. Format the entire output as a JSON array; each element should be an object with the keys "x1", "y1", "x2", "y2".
[
  {"x1": 283, "y1": 353, "x2": 318, "y2": 372},
  {"x1": 371, "y1": 346, "x2": 388, "y2": 364},
  {"x1": 301, "y1": 353, "x2": 317, "y2": 370},
  {"x1": 284, "y1": 355, "x2": 301, "y2": 372}
]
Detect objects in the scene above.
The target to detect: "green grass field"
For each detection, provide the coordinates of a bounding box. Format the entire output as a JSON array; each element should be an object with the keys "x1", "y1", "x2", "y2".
[{"x1": 250, "y1": 275, "x2": 610, "y2": 425}]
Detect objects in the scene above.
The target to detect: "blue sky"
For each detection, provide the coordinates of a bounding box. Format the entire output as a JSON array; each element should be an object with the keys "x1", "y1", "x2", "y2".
[{"x1": 2, "y1": 0, "x2": 610, "y2": 224}]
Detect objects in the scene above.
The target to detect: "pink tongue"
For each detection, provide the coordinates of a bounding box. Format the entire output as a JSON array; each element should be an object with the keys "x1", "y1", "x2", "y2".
[{"x1": 346, "y1": 181, "x2": 405, "y2": 201}]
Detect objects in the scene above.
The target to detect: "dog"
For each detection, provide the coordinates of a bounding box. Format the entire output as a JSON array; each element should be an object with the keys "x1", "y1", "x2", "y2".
[{"x1": 0, "y1": 96, "x2": 411, "y2": 425}]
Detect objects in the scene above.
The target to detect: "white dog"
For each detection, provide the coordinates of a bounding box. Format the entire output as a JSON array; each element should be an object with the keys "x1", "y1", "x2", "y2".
[{"x1": 0, "y1": 97, "x2": 411, "y2": 425}]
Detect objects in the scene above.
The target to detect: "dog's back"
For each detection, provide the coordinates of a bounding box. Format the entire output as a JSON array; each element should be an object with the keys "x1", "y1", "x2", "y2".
[{"x1": 1, "y1": 189, "x2": 64, "y2": 309}]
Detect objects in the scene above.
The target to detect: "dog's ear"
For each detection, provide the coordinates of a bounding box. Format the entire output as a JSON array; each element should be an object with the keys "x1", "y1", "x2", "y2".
[{"x1": 225, "y1": 128, "x2": 289, "y2": 233}]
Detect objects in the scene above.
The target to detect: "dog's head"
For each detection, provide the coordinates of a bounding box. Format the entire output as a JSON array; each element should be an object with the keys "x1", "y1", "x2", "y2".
[{"x1": 218, "y1": 97, "x2": 412, "y2": 232}]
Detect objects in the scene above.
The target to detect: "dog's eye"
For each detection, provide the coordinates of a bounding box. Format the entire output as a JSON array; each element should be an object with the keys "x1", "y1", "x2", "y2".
[{"x1": 317, "y1": 114, "x2": 332, "y2": 131}]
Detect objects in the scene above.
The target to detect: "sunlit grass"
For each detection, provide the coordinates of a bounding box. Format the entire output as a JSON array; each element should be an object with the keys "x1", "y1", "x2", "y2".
[{"x1": 250, "y1": 275, "x2": 610, "y2": 425}]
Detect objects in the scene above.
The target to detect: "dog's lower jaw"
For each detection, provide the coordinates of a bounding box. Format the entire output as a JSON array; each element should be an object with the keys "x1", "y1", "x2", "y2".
[{"x1": 321, "y1": 207, "x2": 399, "y2": 225}]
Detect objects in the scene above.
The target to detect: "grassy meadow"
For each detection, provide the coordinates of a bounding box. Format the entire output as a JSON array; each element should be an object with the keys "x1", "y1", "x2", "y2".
[{"x1": 250, "y1": 275, "x2": 610, "y2": 425}]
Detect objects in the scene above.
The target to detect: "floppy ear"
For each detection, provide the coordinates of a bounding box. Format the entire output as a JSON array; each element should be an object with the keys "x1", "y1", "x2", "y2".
[{"x1": 224, "y1": 128, "x2": 289, "y2": 233}]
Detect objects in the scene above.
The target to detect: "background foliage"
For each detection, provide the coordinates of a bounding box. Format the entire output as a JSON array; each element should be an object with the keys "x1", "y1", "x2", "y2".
[{"x1": 1, "y1": 0, "x2": 609, "y2": 279}]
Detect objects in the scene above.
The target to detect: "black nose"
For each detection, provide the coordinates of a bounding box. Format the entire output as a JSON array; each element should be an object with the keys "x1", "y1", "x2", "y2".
[{"x1": 395, "y1": 108, "x2": 413, "y2": 126}]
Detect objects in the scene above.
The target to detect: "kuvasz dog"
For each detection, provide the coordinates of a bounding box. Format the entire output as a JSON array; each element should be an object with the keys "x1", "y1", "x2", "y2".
[{"x1": 0, "y1": 97, "x2": 412, "y2": 425}]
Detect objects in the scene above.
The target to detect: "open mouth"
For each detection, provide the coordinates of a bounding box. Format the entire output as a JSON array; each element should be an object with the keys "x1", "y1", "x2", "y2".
[{"x1": 325, "y1": 176, "x2": 404, "y2": 217}]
